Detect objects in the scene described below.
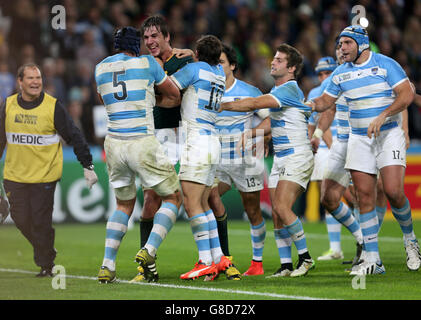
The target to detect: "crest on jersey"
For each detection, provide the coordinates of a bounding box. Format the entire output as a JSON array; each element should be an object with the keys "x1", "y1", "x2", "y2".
[{"x1": 371, "y1": 67, "x2": 378, "y2": 75}]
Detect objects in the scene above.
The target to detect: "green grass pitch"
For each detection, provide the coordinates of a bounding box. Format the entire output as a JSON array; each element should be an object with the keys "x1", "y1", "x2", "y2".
[{"x1": 1, "y1": 219, "x2": 421, "y2": 300}]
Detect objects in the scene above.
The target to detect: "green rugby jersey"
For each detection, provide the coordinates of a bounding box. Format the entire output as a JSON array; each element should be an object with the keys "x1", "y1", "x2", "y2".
[{"x1": 154, "y1": 54, "x2": 193, "y2": 129}]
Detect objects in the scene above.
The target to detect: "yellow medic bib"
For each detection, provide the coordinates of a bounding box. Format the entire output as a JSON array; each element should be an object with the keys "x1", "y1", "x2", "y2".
[{"x1": 4, "y1": 93, "x2": 63, "y2": 183}]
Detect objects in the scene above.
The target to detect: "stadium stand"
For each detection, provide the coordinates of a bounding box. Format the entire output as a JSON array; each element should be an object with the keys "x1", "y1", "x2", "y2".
[{"x1": 0, "y1": 0, "x2": 420, "y2": 144}]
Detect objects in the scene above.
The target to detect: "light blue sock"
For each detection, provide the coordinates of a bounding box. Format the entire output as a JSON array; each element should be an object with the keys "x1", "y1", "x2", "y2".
[
  {"x1": 102, "y1": 210, "x2": 130, "y2": 271},
  {"x1": 250, "y1": 220, "x2": 266, "y2": 261},
  {"x1": 391, "y1": 198, "x2": 416, "y2": 244},
  {"x1": 331, "y1": 202, "x2": 363, "y2": 244},
  {"x1": 359, "y1": 209, "x2": 380, "y2": 263},
  {"x1": 189, "y1": 213, "x2": 212, "y2": 265},
  {"x1": 274, "y1": 228, "x2": 292, "y2": 264},
  {"x1": 145, "y1": 202, "x2": 178, "y2": 257},
  {"x1": 285, "y1": 218, "x2": 308, "y2": 255},
  {"x1": 376, "y1": 206, "x2": 387, "y2": 229},
  {"x1": 205, "y1": 209, "x2": 224, "y2": 263},
  {"x1": 325, "y1": 213, "x2": 342, "y2": 252}
]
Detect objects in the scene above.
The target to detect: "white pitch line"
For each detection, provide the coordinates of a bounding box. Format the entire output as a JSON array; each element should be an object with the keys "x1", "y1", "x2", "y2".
[{"x1": 0, "y1": 268, "x2": 334, "y2": 300}]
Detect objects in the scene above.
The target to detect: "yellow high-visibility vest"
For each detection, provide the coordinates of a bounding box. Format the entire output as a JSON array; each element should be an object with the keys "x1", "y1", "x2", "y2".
[{"x1": 4, "y1": 93, "x2": 63, "y2": 183}]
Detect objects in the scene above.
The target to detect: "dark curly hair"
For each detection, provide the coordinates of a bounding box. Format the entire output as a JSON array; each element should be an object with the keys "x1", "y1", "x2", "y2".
[{"x1": 196, "y1": 35, "x2": 222, "y2": 66}]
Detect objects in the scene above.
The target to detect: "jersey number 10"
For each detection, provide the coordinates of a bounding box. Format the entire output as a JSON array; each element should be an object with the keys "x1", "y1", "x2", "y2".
[{"x1": 204, "y1": 82, "x2": 224, "y2": 111}]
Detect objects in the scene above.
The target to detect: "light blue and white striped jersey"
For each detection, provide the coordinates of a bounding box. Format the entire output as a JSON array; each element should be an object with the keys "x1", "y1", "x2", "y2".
[
  {"x1": 325, "y1": 52, "x2": 408, "y2": 136},
  {"x1": 333, "y1": 94, "x2": 349, "y2": 142},
  {"x1": 269, "y1": 80, "x2": 312, "y2": 158},
  {"x1": 310, "y1": 74, "x2": 350, "y2": 142},
  {"x1": 95, "y1": 53, "x2": 166, "y2": 137},
  {"x1": 308, "y1": 83, "x2": 338, "y2": 148},
  {"x1": 217, "y1": 79, "x2": 269, "y2": 160},
  {"x1": 170, "y1": 61, "x2": 225, "y2": 135}
]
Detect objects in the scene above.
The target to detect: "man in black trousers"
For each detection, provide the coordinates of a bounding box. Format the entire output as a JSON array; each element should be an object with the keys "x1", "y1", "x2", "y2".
[{"x1": 0, "y1": 63, "x2": 98, "y2": 277}]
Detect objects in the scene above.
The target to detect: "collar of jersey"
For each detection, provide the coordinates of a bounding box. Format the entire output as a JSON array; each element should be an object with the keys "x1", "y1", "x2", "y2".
[
  {"x1": 165, "y1": 53, "x2": 175, "y2": 63},
  {"x1": 351, "y1": 51, "x2": 372, "y2": 68},
  {"x1": 275, "y1": 79, "x2": 296, "y2": 88},
  {"x1": 224, "y1": 78, "x2": 237, "y2": 94}
]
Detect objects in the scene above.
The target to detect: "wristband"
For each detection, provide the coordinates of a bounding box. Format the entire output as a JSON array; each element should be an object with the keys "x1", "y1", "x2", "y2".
[{"x1": 312, "y1": 128, "x2": 323, "y2": 139}]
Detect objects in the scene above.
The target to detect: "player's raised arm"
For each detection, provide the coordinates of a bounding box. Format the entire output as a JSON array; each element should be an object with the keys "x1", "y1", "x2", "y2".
[
  {"x1": 305, "y1": 92, "x2": 337, "y2": 113},
  {"x1": 155, "y1": 77, "x2": 181, "y2": 107},
  {"x1": 173, "y1": 48, "x2": 195, "y2": 60},
  {"x1": 219, "y1": 94, "x2": 278, "y2": 112},
  {"x1": 367, "y1": 79, "x2": 414, "y2": 138},
  {"x1": 310, "y1": 106, "x2": 336, "y2": 153}
]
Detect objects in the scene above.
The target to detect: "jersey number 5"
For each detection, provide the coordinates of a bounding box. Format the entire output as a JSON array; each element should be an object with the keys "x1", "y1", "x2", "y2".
[
  {"x1": 113, "y1": 71, "x2": 128, "y2": 100},
  {"x1": 204, "y1": 82, "x2": 224, "y2": 111}
]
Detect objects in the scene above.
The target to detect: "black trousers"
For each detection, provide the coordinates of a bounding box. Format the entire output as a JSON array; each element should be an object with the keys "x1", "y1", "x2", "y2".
[{"x1": 4, "y1": 179, "x2": 57, "y2": 269}]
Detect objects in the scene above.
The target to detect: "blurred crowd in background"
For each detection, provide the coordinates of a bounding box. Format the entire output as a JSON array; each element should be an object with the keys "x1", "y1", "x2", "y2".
[{"x1": 0, "y1": 0, "x2": 420, "y2": 145}]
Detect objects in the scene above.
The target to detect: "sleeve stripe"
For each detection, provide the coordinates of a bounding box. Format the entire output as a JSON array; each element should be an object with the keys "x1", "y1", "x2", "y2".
[
  {"x1": 156, "y1": 74, "x2": 168, "y2": 86},
  {"x1": 391, "y1": 77, "x2": 409, "y2": 89},
  {"x1": 324, "y1": 90, "x2": 338, "y2": 98},
  {"x1": 169, "y1": 75, "x2": 183, "y2": 90},
  {"x1": 268, "y1": 94, "x2": 281, "y2": 108}
]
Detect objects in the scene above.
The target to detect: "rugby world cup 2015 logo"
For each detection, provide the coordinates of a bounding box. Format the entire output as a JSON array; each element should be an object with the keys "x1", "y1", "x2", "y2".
[
  {"x1": 14, "y1": 114, "x2": 37, "y2": 124},
  {"x1": 338, "y1": 73, "x2": 351, "y2": 83}
]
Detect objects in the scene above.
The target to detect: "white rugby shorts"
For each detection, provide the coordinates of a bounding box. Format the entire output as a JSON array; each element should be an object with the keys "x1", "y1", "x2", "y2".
[
  {"x1": 345, "y1": 126, "x2": 406, "y2": 174},
  {"x1": 323, "y1": 140, "x2": 351, "y2": 188},
  {"x1": 310, "y1": 146, "x2": 330, "y2": 181},
  {"x1": 104, "y1": 135, "x2": 179, "y2": 200},
  {"x1": 179, "y1": 132, "x2": 221, "y2": 186},
  {"x1": 268, "y1": 148, "x2": 314, "y2": 190},
  {"x1": 216, "y1": 157, "x2": 265, "y2": 192},
  {"x1": 155, "y1": 128, "x2": 182, "y2": 166}
]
